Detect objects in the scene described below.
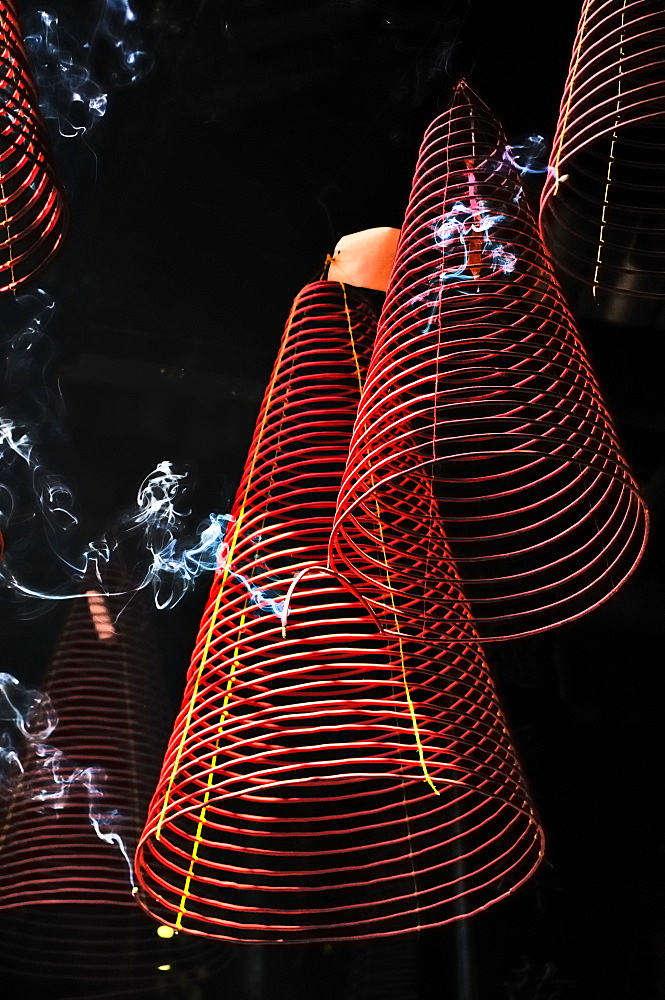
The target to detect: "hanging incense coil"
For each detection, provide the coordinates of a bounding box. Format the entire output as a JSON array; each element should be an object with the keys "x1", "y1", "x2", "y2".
[
  {"x1": 540, "y1": 0, "x2": 665, "y2": 303},
  {"x1": 134, "y1": 280, "x2": 542, "y2": 944},
  {"x1": 329, "y1": 82, "x2": 648, "y2": 641},
  {"x1": 0, "y1": 1, "x2": 66, "y2": 292},
  {"x1": 0, "y1": 906, "x2": 227, "y2": 999},
  {"x1": 0, "y1": 578, "x2": 225, "y2": 996},
  {"x1": 0, "y1": 579, "x2": 168, "y2": 907}
]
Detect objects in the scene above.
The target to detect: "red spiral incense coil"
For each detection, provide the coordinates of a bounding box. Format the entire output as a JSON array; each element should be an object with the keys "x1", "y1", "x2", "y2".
[
  {"x1": 0, "y1": 579, "x2": 225, "y2": 994},
  {"x1": 0, "y1": 578, "x2": 169, "y2": 907},
  {"x1": 540, "y1": 0, "x2": 665, "y2": 301},
  {"x1": 134, "y1": 280, "x2": 543, "y2": 944},
  {"x1": 329, "y1": 82, "x2": 648, "y2": 642},
  {"x1": 0, "y1": 1, "x2": 65, "y2": 292}
]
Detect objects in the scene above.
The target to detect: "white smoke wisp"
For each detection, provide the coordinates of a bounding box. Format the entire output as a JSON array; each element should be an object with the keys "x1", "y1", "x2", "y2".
[
  {"x1": 115, "y1": 462, "x2": 289, "y2": 622},
  {"x1": 1, "y1": 450, "x2": 289, "y2": 626},
  {"x1": 0, "y1": 672, "x2": 136, "y2": 889},
  {"x1": 23, "y1": 0, "x2": 152, "y2": 139}
]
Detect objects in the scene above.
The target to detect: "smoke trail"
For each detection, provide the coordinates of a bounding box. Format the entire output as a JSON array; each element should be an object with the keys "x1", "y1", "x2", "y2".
[
  {"x1": 0, "y1": 672, "x2": 52, "y2": 785},
  {"x1": 33, "y1": 755, "x2": 136, "y2": 887},
  {"x1": 432, "y1": 199, "x2": 517, "y2": 283},
  {"x1": 0, "y1": 289, "x2": 79, "y2": 561},
  {"x1": 0, "y1": 392, "x2": 85, "y2": 610},
  {"x1": 24, "y1": 10, "x2": 107, "y2": 138},
  {"x1": 0, "y1": 298, "x2": 288, "y2": 623},
  {"x1": 23, "y1": 0, "x2": 152, "y2": 138},
  {"x1": 2, "y1": 289, "x2": 56, "y2": 389},
  {"x1": 503, "y1": 134, "x2": 552, "y2": 177},
  {"x1": 116, "y1": 462, "x2": 288, "y2": 621},
  {"x1": 1, "y1": 454, "x2": 289, "y2": 624},
  {"x1": 502, "y1": 135, "x2": 566, "y2": 203},
  {"x1": 0, "y1": 414, "x2": 77, "y2": 535},
  {"x1": 0, "y1": 672, "x2": 135, "y2": 887}
]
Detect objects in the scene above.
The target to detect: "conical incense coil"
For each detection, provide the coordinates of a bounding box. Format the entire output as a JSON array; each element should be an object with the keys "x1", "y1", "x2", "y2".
[
  {"x1": 0, "y1": 1, "x2": 66, "y2": 292},
  {"x1": 540, "y1": 0, "x2": 665, "y2": 301},
  {"x1": 134, "y1": 281, "x2": 543, "y2": 943},
  {"x1": 0, "y1": 906, "x2": 228, "y2": 999},
  {"x1": 0, "y1": 579, "x2": 225, "y2": 995},
  {"x1": 329, "y1": 82, "x2": 648, "y2": 641},
  {"x1": 0, "y1": 576, "x2": 170, "y2": 907}
]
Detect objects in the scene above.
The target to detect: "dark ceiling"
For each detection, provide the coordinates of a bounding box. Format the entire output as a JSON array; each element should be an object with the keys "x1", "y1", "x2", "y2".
[{"x1": 1, "y1": 0, "x2": 664, "y2": 997}]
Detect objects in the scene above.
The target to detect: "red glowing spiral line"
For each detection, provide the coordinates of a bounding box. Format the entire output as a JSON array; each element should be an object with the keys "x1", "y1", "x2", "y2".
[
  {"x1": 0, "y1": 577, "x2": 222, "y2": 994},
  {"x1": 540, "y1": 0, "x2": 665, "y2": 300},
  {"x1": 134, "y1": 281, "x2": 542, "y2": 943},
  {"x1": 1, "y1": 1, "x2": 66, "y2": 293},
  {"x1": 329, "y1": 82, "x2": 648, "y2": 642},
  {"x1": 0, "y1": 576, "x2": 170, "y2": 907}
]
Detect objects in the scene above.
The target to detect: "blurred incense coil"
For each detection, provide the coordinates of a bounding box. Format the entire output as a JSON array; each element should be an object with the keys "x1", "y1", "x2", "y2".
[
  {"x1": 0, "y1": 1, "x2": 66, "y2": 293},
  {"x1": 0, "y1": 575, "x2": 170, "y2": 907},
  {"x1": 329, "y1": 82, "x2": 648, "y2": 641},
  {"x1": 0, "y1": 577, "x2": 229, "y2": 996},
  {"x1": 135, "y1": 281, "x2": 542, "y2": 944},
  {"x1": 540, "y1": 0, "x2": 665, "y2": 304},
  {"x1": 0, "y1": 906, "x2": 227, "y2": 999}
]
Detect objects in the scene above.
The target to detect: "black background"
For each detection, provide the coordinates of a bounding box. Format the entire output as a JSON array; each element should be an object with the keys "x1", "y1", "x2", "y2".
[{"x1": 1, "y1": 1, "x2": 664, "y2": 997}]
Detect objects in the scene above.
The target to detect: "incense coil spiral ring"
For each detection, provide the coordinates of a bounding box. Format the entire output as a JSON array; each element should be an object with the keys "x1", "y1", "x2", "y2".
[
  {"x1": 330, "y1": 83, "x2": 648, "y2": 641},
  {"x1": 134, "y1": 282, "x2": 543, "y2": 943},
  {"x1": 0, "y1": 579, "x2": 169, "y2": 907},
  {"x1": 0, "y1": 1, "x2": 66, "y2": 292},
  {"x1": 0, "y1": 579, "x2": 217, "y2": 994},
  {"x1": 540, "y1": 0, "x2": 665, "y2": 301},
  {"x1": 0, "y1": 907, "x2": 227, "y2": 997}
]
